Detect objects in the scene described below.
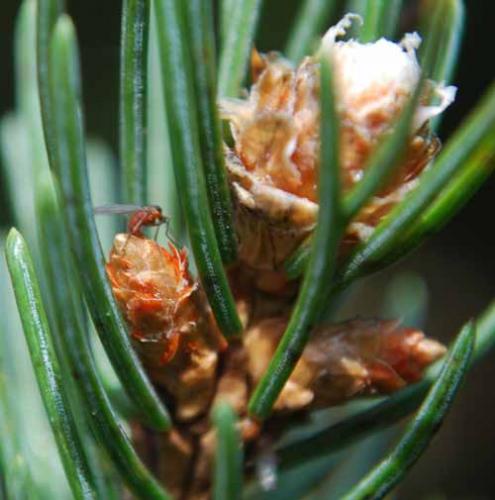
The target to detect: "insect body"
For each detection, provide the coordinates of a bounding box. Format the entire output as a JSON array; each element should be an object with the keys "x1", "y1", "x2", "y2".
[
  {"x1": 94, "y1": 204, "x2": 176, "y2": 242},
  {"x1": 129, "y1": 205, "x2": 169, "y2": 237}
]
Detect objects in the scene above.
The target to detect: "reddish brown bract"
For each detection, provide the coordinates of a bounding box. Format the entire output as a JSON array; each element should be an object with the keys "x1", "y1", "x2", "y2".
[
  {"x1": 107, "y1": 234, "x2": 195, "y2": 362},
  {"x1": 107, "y1": 234, "x2": 227, "y2": 420}
]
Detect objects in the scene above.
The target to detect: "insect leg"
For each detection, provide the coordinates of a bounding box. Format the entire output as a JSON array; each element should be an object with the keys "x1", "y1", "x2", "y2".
[
  {"x1": 164, "y1": 218, "x2": 181, "y2": 248},
  {"x1": 153, "y1": 224, "x2": 160, "y2": 241}
]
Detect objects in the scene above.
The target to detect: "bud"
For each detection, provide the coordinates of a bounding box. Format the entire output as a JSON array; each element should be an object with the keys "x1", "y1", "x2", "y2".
[
  {"x1": 221, "y1": 14, "x2": 456, "y2": 275},
  {"x1": 244, "y1": 317, "x2": 446, "y2": 411},
  {"x1": 106, "y1": 234, "x2": 226, "y2": 421}
]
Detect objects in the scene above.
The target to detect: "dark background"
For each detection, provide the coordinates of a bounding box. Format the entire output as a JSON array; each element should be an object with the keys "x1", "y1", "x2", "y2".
[{"x1": 1, "y1": 1, "x2": 494, "y2": 498}]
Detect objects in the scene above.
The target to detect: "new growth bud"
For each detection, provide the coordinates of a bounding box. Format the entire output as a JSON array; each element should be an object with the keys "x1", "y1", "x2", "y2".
[{"x1": 220, "y1": 14, "x2": 456, "y2": 277}]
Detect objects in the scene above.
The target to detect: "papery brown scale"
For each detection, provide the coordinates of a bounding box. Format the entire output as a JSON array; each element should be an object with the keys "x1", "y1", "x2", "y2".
[{"x1": 243, "y1": 318, "x2": 446, "y2": 412}]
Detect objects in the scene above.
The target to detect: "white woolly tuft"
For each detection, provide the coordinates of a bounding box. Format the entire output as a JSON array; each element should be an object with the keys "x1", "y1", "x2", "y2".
[{"x1": 318, "y1": 14, "x2": 456, "y2": 135}]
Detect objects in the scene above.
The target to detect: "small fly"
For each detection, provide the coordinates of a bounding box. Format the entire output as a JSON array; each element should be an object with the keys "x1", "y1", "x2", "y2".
[{"x1": 94, "y1": 204, "x2": 178, "y2": 245}]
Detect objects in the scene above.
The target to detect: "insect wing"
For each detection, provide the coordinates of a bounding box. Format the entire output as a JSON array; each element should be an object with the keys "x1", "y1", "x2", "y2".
[{"x1": 94, "y1": 204, "x2": 145, "y2": 216}]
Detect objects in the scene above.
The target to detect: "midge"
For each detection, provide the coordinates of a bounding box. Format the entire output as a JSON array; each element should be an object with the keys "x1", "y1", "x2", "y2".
[{"x1": 94, "y1": 204, "x2": 176, "y2": 242}]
